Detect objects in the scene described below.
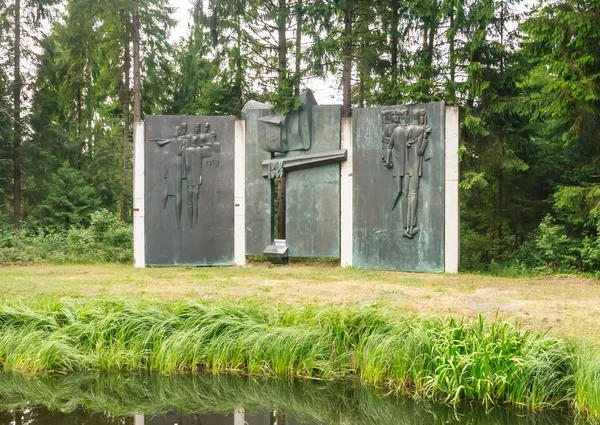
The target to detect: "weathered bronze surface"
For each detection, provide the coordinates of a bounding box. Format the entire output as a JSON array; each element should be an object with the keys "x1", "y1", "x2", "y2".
[
  {"x1": 381, "y1": 108, "x2": 432, "y2": 238},
  {"x1": 244, "y1": 97, "x2": 342, "y2": 259},
  {"x1": 242, "y1": 102, "x2": 273, "y2": 257},
  {"x1": 261, "y1": 149, "x2": 347, "y2": 179},
  {"x1": 285, "y1": 105, "x2": 342, "y2": 258},
  {"x1": 145, "y1": 116, "x2": 235, "y2": 266},
  {"x1": 257, "y1": 90, "x2": 317, "y2": 153},
  {"x1": 353, "y1": 103, "x2": 445, "y2": 272}
]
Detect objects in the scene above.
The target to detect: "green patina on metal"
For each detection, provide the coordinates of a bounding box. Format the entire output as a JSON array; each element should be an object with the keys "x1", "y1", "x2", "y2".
[
  {"x1": 352, "y1": 103, "x2": 446, "y2": 272},
  {"x1": 244, "y1": 94, "x2": 343, "y2": 259},
  {"x1": 144, "y1": 115, "x2": 235, "y2": 266},
  {"x1": 286, "y1": 105, "x2": 342, "y2": 258},
  {"x1": 242, "y1": 103, "x2": 273, "y2": 257}
]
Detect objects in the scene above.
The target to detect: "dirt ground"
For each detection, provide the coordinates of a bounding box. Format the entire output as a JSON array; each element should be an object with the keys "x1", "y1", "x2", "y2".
[{"x1": 1, "y1": 262, "x2": 598, "y2": 344}]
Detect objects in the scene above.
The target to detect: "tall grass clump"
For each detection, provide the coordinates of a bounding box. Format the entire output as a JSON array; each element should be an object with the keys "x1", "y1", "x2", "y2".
[
  {"x1": 0, "y1": 300, "x2": 580, "y2": 412},
  {"x1": 574, "y1": 349, "x2": 600, "y2": 421}
]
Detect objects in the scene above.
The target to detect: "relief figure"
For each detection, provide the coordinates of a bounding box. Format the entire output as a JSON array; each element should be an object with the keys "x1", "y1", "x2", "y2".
[
  {"x1": 151, "y1": 123, "x2": 191, "y2": 227},
  {"x1": 184, "y1": 122, "x2": 221, "y2": 227},
  {"x1": 382, "y1": 108, "x2": 431, "y2": 238}
]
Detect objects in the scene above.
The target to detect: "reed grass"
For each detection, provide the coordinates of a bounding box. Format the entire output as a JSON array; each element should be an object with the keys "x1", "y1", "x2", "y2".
[
  {"x1": 574, "y1": 350, "x2": 600, "y2": 422},
  {"x1": 0, "y1": 300, "x2": 595, "y2": 419}
]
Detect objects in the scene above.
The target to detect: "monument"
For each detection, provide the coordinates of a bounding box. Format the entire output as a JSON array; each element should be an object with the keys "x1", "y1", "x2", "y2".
[
  {"x1": 134, "y1": 98, "x2": 459, "y2": 272},
  {"x1": 243, "y1": 90, "x2": 346, "y2": 262},
  {"x1": 143, "y1": 116, "x2": 235, "y2": 266},
  {"x1": 352, "y1": 103, "x2": 446, "y2": 272}
]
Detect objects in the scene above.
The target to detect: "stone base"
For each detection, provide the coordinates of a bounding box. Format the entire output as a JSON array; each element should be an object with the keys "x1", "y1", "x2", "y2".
[{"x1": 263, "y1": 239, "x2": 289, "y2": 265}]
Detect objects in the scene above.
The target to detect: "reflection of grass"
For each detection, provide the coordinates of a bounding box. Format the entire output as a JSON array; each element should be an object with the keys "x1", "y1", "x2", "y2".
[
  {"x1": 0, "y1": 300, "x2": 591, "y2": 419},
  {"x1": 0, "y1": 373, "x2": 580, "y2": 425}
]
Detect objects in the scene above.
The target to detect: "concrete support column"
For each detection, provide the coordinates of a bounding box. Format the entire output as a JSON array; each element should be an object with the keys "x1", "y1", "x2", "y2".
[
  {"x1": 133, "y1": 121, "x2": 145, "y2": 268},
  {"x1": 444, "y1": 106, "x2": 460, "y2": 273},
  {"x1": 234, "y1": 120, "x2": 247, "y2": 266},
  {"x1": 234, "y1": 408, "x2": 245, "y2": 425},
  {"x1": 340, "y1": 117, "x2": 353, "y2": 267}
]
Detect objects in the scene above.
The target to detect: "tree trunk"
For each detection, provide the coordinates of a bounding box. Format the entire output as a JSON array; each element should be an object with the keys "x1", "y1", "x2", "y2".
[
  {"x1": 132, "y1": 0, "x2": 141, "y2": 122},
  {"x1": 121, "y1": 15, "x2": 131, "y2": 223},
  {"x1": 448, "y1": 0, "x2": 456, "y2": 103},
  {"x1": 276, "y1": 0, "x2": 287, "y2": 239},
  {"x1": 76, "y1": 88, "x2": 83, "y2": 136},
  {"x1": 498, "y1": 167, "x2": 503, "y2": 239},
  {"x1": 294, "y1": 0, "x2": 302, "y2": 96},
  {"x1": 427, "y1": 22, "x2": 435, "y2": 71},
  {"x1": 342, "y1": 6, "x2": 353, "y2": 118},
  {"x1": 277, "y1": 0, "x2": 287, "y2": 84},
  {"x1": 500, "y1": 3, "x2": 505, "y2": 74},
  {"x1": 12, "y1": 0, "x2": 21, "y2": 230},
  {"x1": 391, "y1": 0, "x2": 399, "y2": 84},
  {"x1": 358, "y1": 65, "x2": 365, "y2": 108},
  {"x1": 235, "y1": 8, "x2": 243, "y2": 102}
]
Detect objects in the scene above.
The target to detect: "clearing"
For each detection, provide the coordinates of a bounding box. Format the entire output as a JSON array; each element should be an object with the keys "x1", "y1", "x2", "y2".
[{"x1": 0, "y1": 262, "x2": 598, "y2": 345}]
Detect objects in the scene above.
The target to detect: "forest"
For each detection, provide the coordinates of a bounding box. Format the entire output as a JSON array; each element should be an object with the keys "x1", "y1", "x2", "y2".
[{"x1": 0, "y1": 0, "x2": 598, "y2": 273}]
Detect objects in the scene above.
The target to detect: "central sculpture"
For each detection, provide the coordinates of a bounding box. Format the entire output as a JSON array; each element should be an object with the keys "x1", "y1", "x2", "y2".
[
  {"x1": 251, "y1": 90, "x2": 347, "y2": 263},
  {"x1": 381, "y1": 108, "x2": 432, "y2": 238}
]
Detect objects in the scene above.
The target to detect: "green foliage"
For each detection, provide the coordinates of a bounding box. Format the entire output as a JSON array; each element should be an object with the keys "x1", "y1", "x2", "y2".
[
  {"x1": 0, "y1": 0, "x2": 597, "y2": 275},
  {"x1": 0, "y1": 300, "x2": 580, "y2": 412},
  {"x1": 0, "y1": 210, "x2": 132, "y2": 264},
  {"x1": 463, "y1": 214, "x2": 600, "y2": 276},
  {"x1": 269, "y1": 76, "x2": 303, "y2": 114},
  {"x1": 31, "y1": 165, "x2": 100, "y2": 230},
  {"x1": 575, "y1": 350, "x2": 600, "y2": 422}
]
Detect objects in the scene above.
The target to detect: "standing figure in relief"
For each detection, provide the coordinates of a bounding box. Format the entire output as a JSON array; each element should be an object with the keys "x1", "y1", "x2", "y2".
[
  {"x1": 184, "y1": 122, "x2": 220, "y2": 227},
  {"x1": 152, "y1": 123, "x2": 190, "y2": 227},
  {"x1": 382, "y1": 108, "x2": 409, "y2": 209},
  {"x1": 382, "y1": 108, "x2": 431, "y2": 238}
]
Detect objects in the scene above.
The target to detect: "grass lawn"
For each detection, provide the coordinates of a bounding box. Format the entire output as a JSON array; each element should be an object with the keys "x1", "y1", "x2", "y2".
[{"x1": 0, "y1": 262, "x2": 599, "y2": 346}]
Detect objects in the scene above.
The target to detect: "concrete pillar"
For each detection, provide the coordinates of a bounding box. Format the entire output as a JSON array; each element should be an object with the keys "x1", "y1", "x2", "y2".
[
  {"x1": 444, "y1": 106, "x2": 460, "y2": 273},
  {"x1": 133, "y1": 121, "x2": 145, "y2": 269},
  {"x1": 134, "y1": 414, "x2": 144, "y2": 425},
  {"x1": 234, "y1": 120, "x2": 247, "y2": 266},
  {"x1": 234, "y1": 408, "x2": 245, "y2": 425},
  {"x1": 340, "y1": 117, "x2": 353, "y2": 267}
]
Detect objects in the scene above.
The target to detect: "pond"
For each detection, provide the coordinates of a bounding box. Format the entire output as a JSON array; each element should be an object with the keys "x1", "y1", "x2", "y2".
[{"x1": 0, "y1": 373, "x2": 587, "y2": 425}]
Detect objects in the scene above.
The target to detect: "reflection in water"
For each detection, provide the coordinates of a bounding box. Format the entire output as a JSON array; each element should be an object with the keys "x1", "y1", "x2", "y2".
[{"x1": 0, "y1": 373, "x2": 585, "y2": 425}]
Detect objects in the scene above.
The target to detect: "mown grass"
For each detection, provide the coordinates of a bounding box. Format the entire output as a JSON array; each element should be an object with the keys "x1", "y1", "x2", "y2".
[
  {"x1": 0, "y1": 372, "x2": 582, "y2": 425},
  {"x1": 1, "y1": 264, "x2": 599, "y2": 347},
  {"x1": 0, "y1": 299, "x2": 595, "y2": 420}
]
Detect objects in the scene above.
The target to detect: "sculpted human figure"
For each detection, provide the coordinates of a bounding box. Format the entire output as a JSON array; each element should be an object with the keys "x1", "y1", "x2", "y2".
[
  {"x1": 383, "y1": 108, "x2": 409, "y2": 204},
  {"x1": 381, "y1": 111, "x2": 395, "y2": 164},
  {"x1": 184, "y1": 122, "x2": 219, "y2": 227},
  {"x1": 382, "y1": 108, "x2": 431, "y2": 238},
  {"x1": 152, "y1": 123, "x2": 190, "y2": 227}
]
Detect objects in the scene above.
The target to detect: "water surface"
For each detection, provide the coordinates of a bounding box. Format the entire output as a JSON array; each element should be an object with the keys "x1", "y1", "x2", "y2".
[{"x1": 0, "y1": 373, "x2": 585, "y2": 425}]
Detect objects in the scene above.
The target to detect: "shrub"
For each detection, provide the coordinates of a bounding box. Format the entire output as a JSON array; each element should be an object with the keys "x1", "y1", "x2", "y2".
[
  {"x1": 0, "y1": 209, "x2": 132, "y2": 264},
  {"x1": 461, "y1": 215, "x2": 600, "y2": 276}
]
